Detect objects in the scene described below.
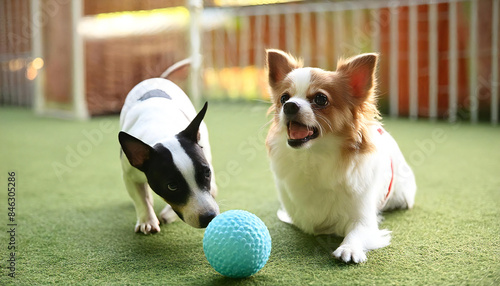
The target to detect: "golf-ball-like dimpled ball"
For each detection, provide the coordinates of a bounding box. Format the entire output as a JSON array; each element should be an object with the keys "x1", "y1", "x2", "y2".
[{"x1": 203, "y1": 210, "x2": 271, "y2": 278}]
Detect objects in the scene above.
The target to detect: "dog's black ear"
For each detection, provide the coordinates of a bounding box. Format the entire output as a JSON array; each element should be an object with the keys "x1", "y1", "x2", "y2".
[
  {"x1": 178, "y1": 102, "x2": 208, "y2": 143},
  {"x1": 119, "y1": 132, "x2": 154, "y2": 172}
]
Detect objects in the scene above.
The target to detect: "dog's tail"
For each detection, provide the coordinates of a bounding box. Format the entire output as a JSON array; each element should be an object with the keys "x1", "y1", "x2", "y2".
[{"x1": 160, "y1": 58, "x2": 191, "y2": 80}]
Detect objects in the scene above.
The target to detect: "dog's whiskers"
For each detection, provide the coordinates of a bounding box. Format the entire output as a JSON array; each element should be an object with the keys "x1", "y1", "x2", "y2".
[{"x1": 315, "y1": 113, "x2": 333, "y2": 134}]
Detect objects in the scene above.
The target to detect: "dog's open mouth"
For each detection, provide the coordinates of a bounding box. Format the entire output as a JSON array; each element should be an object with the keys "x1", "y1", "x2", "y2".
[{"x1": 287, "y1": 121, "x2": 319, "y2": 148}]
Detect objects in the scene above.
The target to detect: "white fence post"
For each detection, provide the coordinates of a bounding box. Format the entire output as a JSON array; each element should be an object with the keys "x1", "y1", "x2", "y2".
[
  {"x1": 188, "y1": 0, "x2": 203, "y2": 108},
  {"x1": 370, "y1": 8, "x2": 381, "y2": 53},
  {"x1": 239, "y1": 16, "x2": 250, "y2": 68},
  {"x1": 301, "y1": 12, "x2": 311, "y2": 64},
  {"x1": 31, "y1": 0, "x2": 45, "y2": 115},
  {"x1": 389, "y1": 5, "x2": 399, "y2": 117},
  {"x1": 285, "y1": 12, "x2": 295, "y2": 54},
  {"x1": 71, "y1": 0, "x2": 88, "y2": 120},
  {"x1": 255, "y1": 14, "x2": 265, "y2": 68},
  {"x1": 270, "y1": 10, "x2": 280, "y2": 50},
  {"x1": 333, "y1": 9, "x2": 344, "y2": 62},
  {"x1": 316, "y1": 11, "x2": 327, "y2": 67}
]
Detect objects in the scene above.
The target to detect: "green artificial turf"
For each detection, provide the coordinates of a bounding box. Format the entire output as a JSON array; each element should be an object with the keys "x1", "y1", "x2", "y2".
[{"x1": 0, "y1": 102, "x2": 499, "y2": 285}]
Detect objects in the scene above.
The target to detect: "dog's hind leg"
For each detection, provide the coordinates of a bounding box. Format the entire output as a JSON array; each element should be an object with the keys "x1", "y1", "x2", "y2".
[
  {"x1": 159, "y1": 204, "x2": 179, "y2": 224},
  {"x1": 383, "y1": 161, "x2": 416, "y2": 211},
  {"x1": 123, "y1": 175, "x2": 160, "y2": 234}
]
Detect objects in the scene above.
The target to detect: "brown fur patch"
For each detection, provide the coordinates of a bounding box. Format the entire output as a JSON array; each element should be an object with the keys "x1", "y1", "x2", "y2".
[
  {"x1": 266, "y1": 50, "x2": 381, "y2": 160},
  {"x1": 266, "y1": 49, "x2": 303, "y2": 90}
]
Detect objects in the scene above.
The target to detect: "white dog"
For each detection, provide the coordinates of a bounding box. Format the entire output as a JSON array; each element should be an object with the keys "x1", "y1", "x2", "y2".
[
  {"x1": 265, "y1": 49, "x2": 416, "y2": 263},
  {"x1": 119, "y1": 62, "x2": 219, "y2": 234}
]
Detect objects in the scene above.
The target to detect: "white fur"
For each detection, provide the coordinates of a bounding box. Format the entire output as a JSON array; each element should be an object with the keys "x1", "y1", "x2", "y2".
[
  {"x1": 159, "y1": 137, "x2": 219, "y2": 227},
  {"x1": 286, "y1": 68, "x2": 312, "y2": 99},
  {"x1": 268, "y1": 106, "x2": 416, "y2": 264},
  {"x1": 161, "y1": 138, "x2": 199, "y2": 192},
  {"x1": 120, "y1": 78, "x2": 217, "y2": 234},
  {"x1": 280, "y1": 97, "x2": 316, "y2": 133}
]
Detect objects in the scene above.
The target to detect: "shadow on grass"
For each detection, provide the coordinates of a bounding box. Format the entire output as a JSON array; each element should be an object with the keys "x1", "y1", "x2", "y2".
[
  {"x1": 268, "y1": 221, "x2": 354, "y2": 268},
  {"x1": 202, "y1": 273, "x2": 280, "y2": 285},
  {"x1": 383, "y1": 208, "x2": 411, "y2": 220},
  {"x1": 83, "y1": 201, "x2": 361, "y2": 283},
  {"x1": 268, "y1": 211, "x2": 416, "y2": 270},
  {"x1": 72, "y1": 202, "x2": 211, "y2": 277}
]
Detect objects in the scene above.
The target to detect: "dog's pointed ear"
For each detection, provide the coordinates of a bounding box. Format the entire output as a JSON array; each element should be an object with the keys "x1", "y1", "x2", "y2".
[
  {"x1": 336, "y1": 53, "x2": 378, "y2": 100},
  {"x1": 119, "y1": 132, "x2": 154, "y2": 172},
  {"x1": 266, "y1": 49, "x2": 301, "y2": 89},
  {"x1": 178, "y1": 102, "x2": 208, "y2": 143}
]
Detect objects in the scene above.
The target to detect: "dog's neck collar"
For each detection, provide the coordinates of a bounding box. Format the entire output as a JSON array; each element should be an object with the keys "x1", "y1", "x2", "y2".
[{"x1": 377, "y1": 127, "x2": 394, "y2": 204}]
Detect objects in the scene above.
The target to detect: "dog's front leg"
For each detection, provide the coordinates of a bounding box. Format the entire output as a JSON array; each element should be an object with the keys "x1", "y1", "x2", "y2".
[
  {"x1": 332, "y1": 215, "x2": 391, "y2": 263},
  {"x1": 124, "y1": 176, "x2": 160, "y2": 234}
]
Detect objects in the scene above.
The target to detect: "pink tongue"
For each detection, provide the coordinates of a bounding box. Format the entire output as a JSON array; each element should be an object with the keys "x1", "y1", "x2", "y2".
[{"x1": 288, "y1": 122, "x2": 313, "y2": 140}]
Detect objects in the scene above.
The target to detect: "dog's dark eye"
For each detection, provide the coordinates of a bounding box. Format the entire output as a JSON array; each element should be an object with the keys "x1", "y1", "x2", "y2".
[
  {"x1": 313, "y1": 93, "x2": 328, "y2": 106},
  {"x1": 167, "y1": 183, "x2": 178, "y2": 191},
  {"x1": 280, "y1": 93, "x2": 290, "y2": 105},
  {"x1": 204, "y1": 167, "x2": 211, "y2": 179}
]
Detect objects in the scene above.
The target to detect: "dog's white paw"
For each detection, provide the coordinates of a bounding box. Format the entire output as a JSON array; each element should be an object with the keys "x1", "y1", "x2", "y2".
[
  {"x1": 277, "y1": 209, "x2": 293, "y2": 224},
  {"x1": 333, "y1": 245, "x2": 367, "y2": 264},
  {"x1": 159, "y1": 205, "x2": 178, "y2": 224},
  {"x1": 135, "y1": 217, "x2": 161, "y2": 234}
]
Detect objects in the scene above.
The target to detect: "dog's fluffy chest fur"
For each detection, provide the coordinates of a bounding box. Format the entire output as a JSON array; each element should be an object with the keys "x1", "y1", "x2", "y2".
[{"x1": 268, "y1": 131, "x2": 388, "y2": 236}]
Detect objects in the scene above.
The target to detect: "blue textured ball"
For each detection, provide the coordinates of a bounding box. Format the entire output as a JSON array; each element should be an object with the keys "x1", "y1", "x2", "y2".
[{"x1": 203, "y1": 210, "x2": 272, "y2": 278}]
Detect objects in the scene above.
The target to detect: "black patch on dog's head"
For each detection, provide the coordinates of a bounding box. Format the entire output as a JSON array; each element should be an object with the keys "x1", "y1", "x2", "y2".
[
  {"x1": 119, "y1": 131, "x2": 190, "y2": 206},
  {"x1": 138, "y1": 89, "x2": 172, "y2": 101},
  {"x1": 143, "y1": 144, "x2": 190, "y2": 207},
  {"x1": 177, "y1": 136, "x2": 212, "y2": 192}
]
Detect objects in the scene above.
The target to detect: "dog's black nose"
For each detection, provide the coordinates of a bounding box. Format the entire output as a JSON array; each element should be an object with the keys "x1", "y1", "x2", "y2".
[
  {"x1": 283, "y1": 102, "x2": 300, "y2": 116},
  {"x1": 199, "y1": 212, "x2": 217, "y2": 228}
]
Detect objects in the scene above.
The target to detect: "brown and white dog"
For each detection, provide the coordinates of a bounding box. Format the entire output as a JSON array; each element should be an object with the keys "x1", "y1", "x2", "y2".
[{"x1": 265, "y1": 49, "x2": 416, "y2": 263}]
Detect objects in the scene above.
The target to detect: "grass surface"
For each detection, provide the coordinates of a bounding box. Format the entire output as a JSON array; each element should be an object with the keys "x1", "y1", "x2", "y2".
[{"x1": 0, "y1": 102, "x2": 499, "y2": 285}]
